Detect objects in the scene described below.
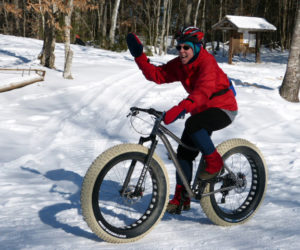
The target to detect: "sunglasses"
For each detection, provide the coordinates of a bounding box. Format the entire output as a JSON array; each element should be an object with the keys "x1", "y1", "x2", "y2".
[{"x1": 176, "y1": 45, "x2": 191, "y2": 51}]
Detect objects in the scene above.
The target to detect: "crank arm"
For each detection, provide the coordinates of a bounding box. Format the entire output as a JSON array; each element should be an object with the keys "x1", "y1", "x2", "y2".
[
  {"x1": 223, "y1": 163, "x2": 236, "y2": 176},
  {"x1": 201, "y1": 185, "x2": 235, "y2": 198}
]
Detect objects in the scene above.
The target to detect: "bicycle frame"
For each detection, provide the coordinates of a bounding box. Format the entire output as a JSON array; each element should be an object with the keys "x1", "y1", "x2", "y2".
[
  {"x1": 121, "y1": 108, "x2": 236, "y2": 201},
  {"x1": 121, "y1": 110, "x2": 197, "y2": 199}
]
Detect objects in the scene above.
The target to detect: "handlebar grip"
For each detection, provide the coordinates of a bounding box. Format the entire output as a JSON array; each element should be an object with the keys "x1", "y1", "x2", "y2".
[{"x1": 130, "y1": 107, "x2": 163, "y2": 118}]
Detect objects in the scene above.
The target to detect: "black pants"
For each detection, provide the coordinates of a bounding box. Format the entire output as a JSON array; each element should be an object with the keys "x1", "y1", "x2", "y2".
[{"x1": 177, "y1": 108, "x2": 232, "y2": 162}]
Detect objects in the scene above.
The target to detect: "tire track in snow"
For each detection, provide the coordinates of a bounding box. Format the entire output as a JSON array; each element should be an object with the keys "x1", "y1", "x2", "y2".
[{"x1": 28, "y1": 67, "x2": 155, "y2": 169}]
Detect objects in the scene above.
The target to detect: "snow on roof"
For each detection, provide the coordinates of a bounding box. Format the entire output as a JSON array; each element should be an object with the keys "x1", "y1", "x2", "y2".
[
  {"x1": 226, "y1": 15, "x2": 276, "y2": 30},
  {"x1": 212, "y1": 15, "x2": 277, "y2": 32}
]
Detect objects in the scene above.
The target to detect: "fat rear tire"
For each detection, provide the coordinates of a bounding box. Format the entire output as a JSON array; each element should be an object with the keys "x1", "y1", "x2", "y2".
[{"x1": 200, "y1": 139, "x2": 268, "y2": 226}]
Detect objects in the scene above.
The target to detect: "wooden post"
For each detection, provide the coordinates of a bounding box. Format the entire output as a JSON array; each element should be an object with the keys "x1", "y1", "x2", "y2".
[
  {"x1": 255, "y1": 32, "x2": 261, "y2": 63},
  {"x1": 228, "y1": 32, "x2": 233, "y2": 64}
]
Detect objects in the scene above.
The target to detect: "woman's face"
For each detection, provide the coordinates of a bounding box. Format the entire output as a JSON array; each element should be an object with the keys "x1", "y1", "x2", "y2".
[{"x1": 177, "y1": 44, "x2": 194, "y2": 64}]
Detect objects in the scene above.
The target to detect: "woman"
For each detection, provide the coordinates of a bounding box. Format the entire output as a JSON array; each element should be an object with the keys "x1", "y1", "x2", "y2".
[{"x1": 126, "y1": 26, "x2": 238, "y2": 214}]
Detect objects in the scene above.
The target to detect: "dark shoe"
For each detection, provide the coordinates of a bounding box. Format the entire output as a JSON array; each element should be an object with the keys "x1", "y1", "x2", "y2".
[
  {"x1": 166, "y1": 202, "x2": 190, "y2": 214},
  {"x1": 199, "y1": 150, "x2": 223, "y2": 180},
  {"x1": 197, "y1": 169, "x2": 220, "y2": 180},
  {"x1": 166, "y1": 184, "x2": 190, "y2": 214}
]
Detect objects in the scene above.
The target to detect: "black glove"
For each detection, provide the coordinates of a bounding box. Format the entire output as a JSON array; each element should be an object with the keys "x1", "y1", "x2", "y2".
[{"x1": 126, "y1": 33, "x2": 143, "y2": 57}]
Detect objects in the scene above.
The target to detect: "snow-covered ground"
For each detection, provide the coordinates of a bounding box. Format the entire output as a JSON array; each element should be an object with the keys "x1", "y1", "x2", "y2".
[{"x1": 0, "y1": 34, "x2": 300, "y2": 249}]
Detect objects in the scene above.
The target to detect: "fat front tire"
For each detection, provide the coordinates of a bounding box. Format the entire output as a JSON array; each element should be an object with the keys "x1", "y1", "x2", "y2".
[
  {"x1": 200, "y1": 138, "x2": 268, "y2": 226},
  {"x1": 81, "y1": 144, "x2": 169, "y2": 243}
]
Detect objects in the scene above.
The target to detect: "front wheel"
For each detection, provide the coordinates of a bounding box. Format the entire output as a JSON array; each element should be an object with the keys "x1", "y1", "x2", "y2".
[
  {"x1": 81, "y1": 144, "x2": 169, "y2": 243},
  {"x1": 200, "y1": 139, "x2": 268, "y2": 226}
]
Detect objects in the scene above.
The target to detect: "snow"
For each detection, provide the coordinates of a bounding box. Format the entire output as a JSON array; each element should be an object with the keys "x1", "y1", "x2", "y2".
[
  {"x1": 226, "y1": 15, "x2": 277, "y2": 31},
  {"x1": 1, "y1": 33, "x2": 300, "y2": 249}
]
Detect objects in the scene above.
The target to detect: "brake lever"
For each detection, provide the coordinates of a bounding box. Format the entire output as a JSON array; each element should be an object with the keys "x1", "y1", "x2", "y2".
[
  {"x1": 148, "y1": 108, "x2": 163, "y2": 117},
  {"x1": 127, "y1": 109, "x2": 139, "y2": 117}
]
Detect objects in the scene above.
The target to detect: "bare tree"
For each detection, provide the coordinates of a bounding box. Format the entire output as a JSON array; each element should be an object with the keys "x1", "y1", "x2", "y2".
[
  {"x1": 38, "y1": 0, "x2": 45, "y2": 38},
  {"x1": 63, "y1": 0, "x2": 74, "y2": 79},
  {"x1": 1, "y1": 0, "x2": 299, "y2": 61},
  {"x1": 96, "y1": 0, "x2": 105, "y2": 43},
  {"x1": 280, "y1": 0, "x2": 288, "y2": 51},
  {"x1": 185, "y1": 0, "x2": 192, "y2": 26},
  {"x1": 102, "y1": 4, "x2": 107, "y2": 47},
  {"x1": 39, "y1": 2, "x2": 58, "y2": 69},
  {"x1": 1, "y1": 0, "x2": 22, "y2": 34},
  {"x1": 164, "y1": 0, "x2": 172, "y2": 54},
  {"x1": 279, "y1": 5, "x2": 300, "y2": 102},
  {"x1": 1, "y1": 0, "x2": 9, "y2": 34},
  {"x1": 109, "y1": 0, "x2": 121, "y2": 46},
  {"x1": 194, "y1": 0, "x2": 202, "y2": 27},
  {"x1": 159, "y1": 0, "x2": 168, "y2": 55},
  {"x1": 13, "y1": 0, "x2": 20, "y2": 35},
  {"x1": 154, "y1": 0, "x2": 161, "y2": 53},
  {"x1": 143, "y1": 0, "x2": 153, "y2": 46}
]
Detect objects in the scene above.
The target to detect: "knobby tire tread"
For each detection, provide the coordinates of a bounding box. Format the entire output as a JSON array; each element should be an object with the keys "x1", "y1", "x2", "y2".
[
  {"x1": 200, "y1": 138, "x2": 268, "y2": 226},
  {"x1": 80, "y1": 143, "x2": 169, "y2": 243}
]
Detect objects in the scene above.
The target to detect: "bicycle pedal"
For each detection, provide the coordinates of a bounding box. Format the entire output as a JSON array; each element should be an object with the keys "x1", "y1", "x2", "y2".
[
  {"x1": 175, "y1": 208, "x2": 182, "y2": 215},
  {"x1": 166, "y1": 207, "x2": 182, "y2": 215},
  {"x1": 205, "y1": 177, "x2": 218, "y2": 183}
]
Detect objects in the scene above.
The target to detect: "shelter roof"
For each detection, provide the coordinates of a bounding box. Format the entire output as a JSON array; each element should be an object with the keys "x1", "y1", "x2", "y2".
[{"x1": 212, "y1": 15, "x2": 277, "y2": 32}]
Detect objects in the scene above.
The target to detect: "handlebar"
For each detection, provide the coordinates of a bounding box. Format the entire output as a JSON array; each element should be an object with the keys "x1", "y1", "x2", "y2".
[{"x1": 129, "y1": 107, "x2": 164, "y2": 119}]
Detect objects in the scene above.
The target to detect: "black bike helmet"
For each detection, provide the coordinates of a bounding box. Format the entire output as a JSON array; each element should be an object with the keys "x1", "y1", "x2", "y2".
[{"x1": 175, "y1": 26, "x2": 204, "y2": 43}]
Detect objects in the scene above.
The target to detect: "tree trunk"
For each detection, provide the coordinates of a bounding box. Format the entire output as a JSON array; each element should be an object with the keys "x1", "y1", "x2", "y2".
[
  {"x1": 144, "y1": 0, "x2": 152, "y2": 45},
  {"x1": 228, "y1": 32, "x2": 233, "y2": 64},
  {"x1": 154, "y1": 0, "x2": 161, "y2": 53},
  {"x1": 159, "y1": 0, "x2": 168, "y2": 55},
  {"x1": 240, "y1": 0, "x2": 244, "y2": 15},
  {"x1": 279, "y1": 6, "x2": 300, "y2": 102},
  {"x1": 185, "y1": 0, "x2": 193, "y2": 26},
  {"x1": 255, "y1": 33, "x2": 261, "y2": 63},
  {"x1": 40, "y1": 4, "x2": 58, "y2": 69},
  {"x1": 216, "y1": 0, "x2": 223, "y2": 51},
  {"x1": 13, "y1": 0, "x2": 20, "y2": 35},
  {"x1": 102, "y1": 4, "x2": 107, "y2": 47},
  {"x1": 280, "y1": 0, "x2": 288, "y2": 51},
  {"x1": 22, "y1": 0, "x2": 26, "y2": 37},
  {"x1": 96, "y1": 0, "x2": 104, "y2": 43},
  {"x1": 63, "y1": 0, "x2": 74, "y2": 79},
  {"x1": 109, "y1": 0, "x2": 120, "y2": 46},
  {"x1": 2, "y1": 0, "x2": 9, "y2": 34},
  {"x1": 164, "y1": 0, "x2": 172, "y2": 54},
  {"x1": 38, "y1": 0, "x2": 45, "y2": 39},
  {"x1": 194, "y1": 0, "x2": 202, "y2": 27}
]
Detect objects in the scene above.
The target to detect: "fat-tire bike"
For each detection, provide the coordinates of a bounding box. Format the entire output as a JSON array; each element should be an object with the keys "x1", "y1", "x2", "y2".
[{"x1": 81, "y1": 107, "x2": 268, "y2": 243}]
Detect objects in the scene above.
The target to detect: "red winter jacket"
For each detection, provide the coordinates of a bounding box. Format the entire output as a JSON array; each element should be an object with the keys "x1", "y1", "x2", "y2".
[{"x1": 135, "y1": 48, "x2": 238, "y2": 115}]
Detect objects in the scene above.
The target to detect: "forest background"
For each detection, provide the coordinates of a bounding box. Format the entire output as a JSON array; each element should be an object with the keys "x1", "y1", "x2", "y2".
[{"x1": 0, "y1": 0, "x2": 298, "y2": 53}]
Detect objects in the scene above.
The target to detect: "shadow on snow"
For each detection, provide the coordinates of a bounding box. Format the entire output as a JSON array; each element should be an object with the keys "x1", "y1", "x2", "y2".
[{"x1": 21, "y1": 166, "x2": 101, "y2": 242}]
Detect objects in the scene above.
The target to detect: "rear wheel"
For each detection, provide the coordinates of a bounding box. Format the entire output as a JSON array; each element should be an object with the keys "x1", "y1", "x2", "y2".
[
  {"x1": 81, "y1": 144, "x2": 169, "y2": 243},
  {"x1": 200, "y1": 139, "x2": 268, "y2": 226}
]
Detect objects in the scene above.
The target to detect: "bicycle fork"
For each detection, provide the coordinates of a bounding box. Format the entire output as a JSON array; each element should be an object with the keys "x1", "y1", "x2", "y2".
[{"x1": 120, "y1": 136, "x2": 158, "y2": 198}]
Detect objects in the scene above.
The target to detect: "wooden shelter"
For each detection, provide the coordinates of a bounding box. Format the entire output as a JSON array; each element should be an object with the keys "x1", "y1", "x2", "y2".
[{"x1": 212, "y1": 15, "x2": 276, "y2": 64}]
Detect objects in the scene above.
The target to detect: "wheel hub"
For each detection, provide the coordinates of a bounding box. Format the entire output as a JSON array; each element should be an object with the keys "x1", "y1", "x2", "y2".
[
  {"x1": 122, "y1": 185, "x2": 143, "y2": 205},
  {"x1": 235, "y1": 172, "x2": 247, "y2": 193}
]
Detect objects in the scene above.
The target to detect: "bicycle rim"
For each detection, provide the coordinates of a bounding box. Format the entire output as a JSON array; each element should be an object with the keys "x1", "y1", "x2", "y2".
[
  {"x1": 92, "y1": 151, "x2": 168, "y2": 240},
  {"x1": 200, "y1": 139, "x2": 267, "y2": 225}
]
